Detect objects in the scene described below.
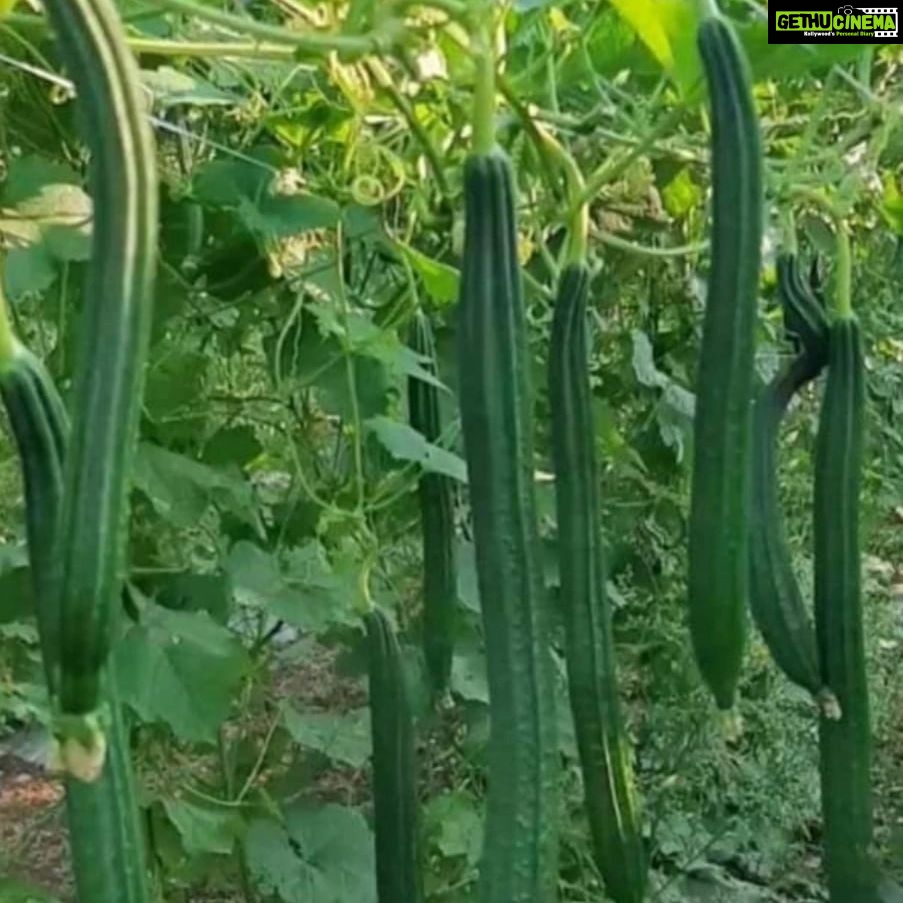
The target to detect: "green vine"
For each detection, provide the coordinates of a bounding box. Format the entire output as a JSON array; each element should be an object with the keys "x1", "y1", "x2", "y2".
[{"x1": 532, "y1": 123, "x2": 588, "y2": 265}]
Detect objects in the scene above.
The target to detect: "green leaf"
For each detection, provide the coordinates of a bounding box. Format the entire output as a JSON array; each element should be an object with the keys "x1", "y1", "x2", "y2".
[
  {"x1": 316, "y1": 353, "x2": 392, "y2": 420},
  {"x1": 1, "y1": 154, "x2": 79, "y2": 205},
  {"x1": 0, "y1": 876, "x2": 63, "y2": 902},
  {"x1": 0, "y1": 182, "x2": 92, "y2": 297},
  {"x1": 0, "y1": 566, "x2": 35, "y2": 625},
  {"x1": 395, "y1": 242, "x2": 460, "y2": 306},
  {"x1": 881, "y1": 173, "x2": 903, "y2": 236},
  {"x1": 162, "y1": 798, "x2": 244, "y2": 856},
  {"x1": 423, "y1": 791, "x2": 483, "y2": 865},
  {"x1": 141, "y1": 67, "x2": 237, "y2": 108},
  {"x1": 281, "y1": 705, "x2": 371, "y2": 768},
  {"x1": 202, "y1": 425, "x2": 263, "y2": 468},
  {"x1": 144, "y1": 349, "x2": 209, "y2": 421},
  {"x1": 608, "y1": 0, "x2": 700, "y2": 97},
  {"x1": 343, "y1": 0, "x2": 376, "y2": 32},
  {"x1": 631, "y1": 329, "x2": 667, "y2": 389},
  {"x1": 193, "y1": 159, "x2": 340, "y2": 240},
  {"x1": 451, "y1": 632, "x2": 488, "y2": 704},
  {"x1": 225, "y1": 540, "x2": 360, "y2": 633},
  {"x1": 662, "y1": 167, "x2": 703, "y2": 219},
  {"x1": 115, "y1": 605, "x2": 250, "y2": 742},
  {"x1": 366, "y1": 416, "x2": 467, "y2": 482},
  {"x1": 155, "y1": 571, "x2": 234, "y2": 624},
  {"x1": 133, "y1": 442, "x2": 263, "y2": 534},
  {"x1": 4, "y1": 243, "x2": 57, "y2": 298},
  {"x1": 455, "y1": 539, "x2": 480, "y2": 614},
  {"x1": 0, "y1": 184, "x2": 92, "y2": 254},
  {"x1": 245, "y1": 803, "x2": 376, "y2": 903}
]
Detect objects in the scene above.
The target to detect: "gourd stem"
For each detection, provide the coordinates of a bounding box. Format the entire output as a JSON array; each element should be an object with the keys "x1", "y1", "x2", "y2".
[
  {"x1": 794, "y1": 188, "x2": 852, "y2": 319},
  {"x1": 833, "y1": 224, "x2": 852, "y2": 320},
  {"x1": 696, "y1": 0, "x2": 720, "y2": 18},
  {"x1": 0, "y1": 271, "x2": 16, "y2": 367},
  {"x1": 471, "y1": 5, "x2": 496, "y2": 155},
  {"x1": 532, "y1": 123, "x2": 588, "y2": 264}
]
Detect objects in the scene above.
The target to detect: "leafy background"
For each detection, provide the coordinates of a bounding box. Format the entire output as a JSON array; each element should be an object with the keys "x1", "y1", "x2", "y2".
[{"x1": 0, "y1": 1, "x2": 902, "y2": 901}]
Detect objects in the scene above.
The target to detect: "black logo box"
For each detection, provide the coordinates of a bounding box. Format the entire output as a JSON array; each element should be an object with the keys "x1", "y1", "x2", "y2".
[{"x1": 767, "y1": 3, "x2": 902, "y2": 44}]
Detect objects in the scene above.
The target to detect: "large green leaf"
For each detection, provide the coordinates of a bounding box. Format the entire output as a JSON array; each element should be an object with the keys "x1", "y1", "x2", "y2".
[
  {"x1": 115, "y1": 605, "x2": 249, "y2": 742},
  {"x1": 281, "y1": 704, "x2": 371, "y2": 768},
  {"x1": 193, "y1": 159, "x2": 340, "y2": 240},
  {"x1": 366, "y1": 416, "x2": 467, "y2": 482},
  {"x1": 162, "y1": 798, "x2": 244, "y2": 856},
  {"x1": 225, "y1": 540, "x2": 360, "y2": 633},
  {"x1": 245, "y1": 803, "x2": 376, "y2": 903},
  {"x1": 132, "y1": 442, "x2": 263, "y2": 534}
]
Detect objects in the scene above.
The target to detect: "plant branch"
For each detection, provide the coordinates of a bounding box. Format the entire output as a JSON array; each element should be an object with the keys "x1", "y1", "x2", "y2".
[{"x1": 155, "y1": 0, "x2": 396, "y2": 57}]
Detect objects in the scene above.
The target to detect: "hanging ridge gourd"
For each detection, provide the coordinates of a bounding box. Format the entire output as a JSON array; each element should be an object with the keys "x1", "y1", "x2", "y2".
[
  {"x1": 813, "y1": 288, "x2": 877, "y2": 899},
  {"x1": 0, "y1": 287, "x2": 150, "y2": 900},
  {"x1": 455, "y1": 19, "x2": 559, "y2": 900},
  {"x1": 365, "y1": 608, "x2": 423, "y2": 903},
  {"x1": 0, "y1": 343, "x2": 66, "y2": 680},
  {"x1": 407, "y1": 311, "x2": 457, "y2": 699},
  {"x1": 687, "y1": 2, "x2": 763, "y2": 709},
  {"x1": 549, "y1": 262, "x2": 647, "y2": 903},
  {"x1": 42, "y1": 0, "x2": 159, "y2": 741},
  {"x1": 458, "y1": 147, "x2": 560, "y2": 903},
  {"x1": 748, "y1": 252, "x2": 835, "y2": 707}
]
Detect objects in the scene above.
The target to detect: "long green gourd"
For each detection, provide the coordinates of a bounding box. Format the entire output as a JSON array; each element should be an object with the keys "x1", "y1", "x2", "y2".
[
  {"x1": 0, "y1": 306, "x2": 150, "y2": 901},
  {"x1": 814, "y1": 314, "x2": 877, "y2": 900},
  {"x1": 748, "y1": 253, "x2": 830, "y2": 703},
  {"x1": 457, "y1": 147, "x2": 559, "y2": 902},
  {"x1": 42, "y1": 0, "x2": 158, "y2": 727},
  {"x1": 688, "y1": 4, "x2": 763, "y2": 709},
  {"x1": 0, "y1": 348, "x2": 65, "y2": 672},
  {"x1": 407, "y1": 312, "x2": 456, "y2": 698},
  {"x1": 365, "y1": 608, "x2": 423, "y2": 903},
  {"x1": 549, "y1": 263, "x2": 647, "y2": 903}
]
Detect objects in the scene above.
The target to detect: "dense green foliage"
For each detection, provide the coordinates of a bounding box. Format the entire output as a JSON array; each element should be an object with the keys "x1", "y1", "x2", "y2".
[{"x1": 0, "y1": 2, "x2": 900, "y2": 902}]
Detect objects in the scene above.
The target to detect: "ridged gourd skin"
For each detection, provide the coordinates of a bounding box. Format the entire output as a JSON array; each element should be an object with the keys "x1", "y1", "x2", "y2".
[
  {"x1": 776, "y1": 252, "x2": 829, "y2": 357},
  {"x1": 456, "y1": 148, "x2": 559, "y2": 903},
  {"x1": 0, "y1": 345, "x2": 150, "y2": 902},
  {"x1": 365, "y1": 609, "x2": 423, "y2": 903},
  {"x1": 548, "y1": 263, "x2": 647, "y2": 903},
  {"x1": 0, "y1": 346, "x2": 66, "y2": 676},
  {"x1": 687, "y1": 12, "x2": 763, "y2": 709},
  {"x1": 43, "y1": 0, "x2": 159, "y2": 716},
  {"x1": 748, "y1": 254, "x2": 829, "y2": 699},
  {"x1": 407, "y1": 312, "x2": 457, "y2": 698},
  {"x1": 813, "y1": 317, "x2": 878, "y2": 901}
]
